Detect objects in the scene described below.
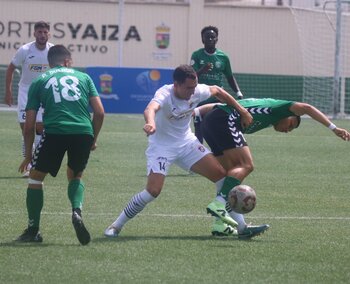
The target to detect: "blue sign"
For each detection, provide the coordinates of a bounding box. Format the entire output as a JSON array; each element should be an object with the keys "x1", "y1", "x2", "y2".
[{"x1": 86, "y1": 67, "x2": 173, "y2": 113}]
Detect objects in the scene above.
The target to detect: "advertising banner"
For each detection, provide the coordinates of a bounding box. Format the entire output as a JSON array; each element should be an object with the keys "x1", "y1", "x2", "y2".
[{"x1": 86, "y1": 67, "x2": 173, "y2": 113}]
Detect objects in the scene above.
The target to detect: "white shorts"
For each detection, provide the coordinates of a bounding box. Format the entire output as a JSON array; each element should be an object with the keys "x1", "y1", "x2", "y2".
[
  {"x1": 145, "y1": 139, "x2": 211, "y2": 176},
  {"x1": 17, "y1": 85, "x2": 44, "y2": 123}
]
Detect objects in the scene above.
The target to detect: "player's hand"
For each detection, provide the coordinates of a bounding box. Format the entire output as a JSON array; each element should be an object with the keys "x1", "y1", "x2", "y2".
[
  {"x1": 240, "y1": 110, "x2": 253, "y2": 129},
  {"x1": 18, "y1": 157, "x2": 31, "y2": 174},
  {"x1": 91, "y1": 142, "x2": 97, "y2": 151},
  {"x1": 333, "y1": 127, "x2": 350, "y2": 141},
  {"x1": 143, "y1": 123, "x2": 156, "y2": 136}
]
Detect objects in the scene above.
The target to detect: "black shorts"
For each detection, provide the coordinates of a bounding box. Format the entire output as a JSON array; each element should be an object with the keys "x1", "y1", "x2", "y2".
[
  {"x1": 32, "y1": 132, "x2": 94, "y2": 177},
  {"x1": 201, "y1": 107, "x2": 247, "y2": 156}
]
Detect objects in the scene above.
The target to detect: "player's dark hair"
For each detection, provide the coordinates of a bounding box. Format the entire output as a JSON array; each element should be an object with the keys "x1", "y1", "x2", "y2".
[
  {"x1": 201, "y1": 25, "x2": 219, "y2": 37},
  {"x1": 173, "y1": 65, "x2": 197, "y2": 84},
  {"x1": 34, "y1": 21, "x2": 50, "y2": 31},
  {"x1": 48, "y1": 45, "x2": 71, "y2": 67},
  {"x1": 295, "y1": 116, "x2": 301, "y2": 128}
]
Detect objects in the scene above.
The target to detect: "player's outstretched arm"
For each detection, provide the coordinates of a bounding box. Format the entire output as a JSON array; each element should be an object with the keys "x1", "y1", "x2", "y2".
[
  {"x1": 290, "y1": 102, "x2": 350, "y2": 141},
  {"x1": 209, "y1": 85, "x2": 252, "y2": 128},
  {"x1": 194, "y1": 103, "x2": 218, "y2": 119}
]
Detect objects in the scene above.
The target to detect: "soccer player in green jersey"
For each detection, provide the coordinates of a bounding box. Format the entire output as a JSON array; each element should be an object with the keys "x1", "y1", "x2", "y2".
[
  {"x1": 190, "y1": 25, "x2": 243, "y2": 143},
  {"x1": 197, "y1": 98, "x2": 350, "y2": 239},
  {"x1": 16, "y1": 45, "x2": 105, "y2": 245}
]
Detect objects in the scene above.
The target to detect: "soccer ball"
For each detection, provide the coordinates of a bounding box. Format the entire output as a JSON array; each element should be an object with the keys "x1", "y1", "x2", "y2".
[{"x1": 228, "y1": 185, "x2": 256, "y2": 214}]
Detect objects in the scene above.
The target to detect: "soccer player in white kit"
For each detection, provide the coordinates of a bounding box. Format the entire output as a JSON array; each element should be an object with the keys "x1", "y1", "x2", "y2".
[
  {"x1": 5, "y1": 21, "x2": 54, "y2": 177},
  {"x1": 104, "y1": 65, "x2": 253, "y2": 238}
]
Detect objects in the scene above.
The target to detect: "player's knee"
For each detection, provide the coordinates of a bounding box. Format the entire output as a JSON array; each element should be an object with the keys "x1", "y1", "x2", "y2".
[
  {"x1": 245, "y1": 162, "x2": 254, "y2": 174},
  {"x1": 215, "y1": 166, "x2": 227, "y2": 180},
  {"x1": 146, "y1": 187, "x2": 161, "y2": 198}
]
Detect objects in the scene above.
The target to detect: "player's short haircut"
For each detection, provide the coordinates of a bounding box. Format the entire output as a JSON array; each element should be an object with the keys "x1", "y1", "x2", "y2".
[
  {"x1": 173, "y1": 65, "x2": 197, "y2": 84},
  {"x1": 48, "y1": 45, "x2": 71, "y2": 67},
  {"x1": 34, "y1": 21, "x2": 50, "y2": 31},
  {"x1": 201, "y1": 25, "x2": 219, "y2": 37}
]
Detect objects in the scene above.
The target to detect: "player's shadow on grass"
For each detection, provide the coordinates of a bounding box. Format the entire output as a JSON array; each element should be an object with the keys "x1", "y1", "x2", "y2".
[
  {"x1": 0, "y1": 176, "x2": 26, "y2": 180},
  {"x1": 92, "y1": 235, "x2": 248, "y2": 243},
  {"x1": 0, "y1": 241, "x2": 85, "y2": 248},
  {"x1": 137, "y1": 173, "x2": 199, "y2": 178}
]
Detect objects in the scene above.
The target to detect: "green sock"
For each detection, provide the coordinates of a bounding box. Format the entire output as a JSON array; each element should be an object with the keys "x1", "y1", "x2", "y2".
[
  {"x1": 218, "y1": 176, "x2": 241, "y2": 200},
  {"x1": 68, "y1": 179, "x2": 85, "y2": 209},
  {"x1": 26, "y1": 188, "x2": 43, "y2": 228}
]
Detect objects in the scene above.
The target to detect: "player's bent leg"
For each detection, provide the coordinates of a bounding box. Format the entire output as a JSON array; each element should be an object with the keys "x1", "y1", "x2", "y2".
[
  {"x1": 190, "y1": 154, "x2": 237, "y2": 227},
  {"x1": 104, "y1": 188, "x2": 157, "y2": 238},
  {"x1": 105, "y1": 153, "x2": 168, "y2": 238},
  {"x1": 218, "y1": 146, "x2": 254, "y2": 181},
  {"x1": 190, "y1": 153, "x2": 226, "y2": 182}
]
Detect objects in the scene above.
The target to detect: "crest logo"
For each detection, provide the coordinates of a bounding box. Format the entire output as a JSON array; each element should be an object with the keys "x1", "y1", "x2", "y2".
[
  {"x1": 99, "y1": 73, "x2": 119, "y2": 100},
  {"x1": 156, "y1": 24, "x2": 170, "y2": 49},
  {"x1": 99, "y1": 73, "x2": 113, "y2": 94}
]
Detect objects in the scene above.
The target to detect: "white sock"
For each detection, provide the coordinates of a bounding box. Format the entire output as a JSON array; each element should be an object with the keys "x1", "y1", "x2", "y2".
[
  {"x1": 112, "y1": 211, "x2": 130, "y2": 230},
  {"x1": 112, "y1": 189, "x2": 155, "y2": 229},
  {"x1": 215, "y1": 195, "x2": 226, "y2": 204},
  {"x1": 215, "y1": 178, "x2": 225, "y2": 194},
  {"x1": 229, "y1": 210, "x2": 246, "y2": 232}
]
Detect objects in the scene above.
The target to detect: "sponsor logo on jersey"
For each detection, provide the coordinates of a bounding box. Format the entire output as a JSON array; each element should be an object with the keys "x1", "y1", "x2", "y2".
[
  {"x1": 29, "y1": 64, "x2": 49, "y2": 72},
  {"x1": 169, "y1": 109, "x2": 192, "y2": 120}
]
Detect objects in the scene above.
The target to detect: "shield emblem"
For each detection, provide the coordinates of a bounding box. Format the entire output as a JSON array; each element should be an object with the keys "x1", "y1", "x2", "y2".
[
  {"x1": 99, "y1": 74, "x2": 113, "y2": 94},
  {"x1": 156, "y1": 24, "x2": 170, "y2": 49}
]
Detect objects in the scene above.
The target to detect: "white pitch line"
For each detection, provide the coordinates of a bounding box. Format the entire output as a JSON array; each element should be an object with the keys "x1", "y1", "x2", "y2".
[{"x1": 1, "y1": 211, "x2": 350, "y2": 220}]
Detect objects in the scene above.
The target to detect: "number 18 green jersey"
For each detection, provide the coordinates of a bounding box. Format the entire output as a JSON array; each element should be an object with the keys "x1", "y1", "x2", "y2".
[{"x1": 26, "y1": 66, "x2": 99, "y2": 135}]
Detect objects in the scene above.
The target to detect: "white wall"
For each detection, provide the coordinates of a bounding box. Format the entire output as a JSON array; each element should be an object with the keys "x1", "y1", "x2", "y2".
[{"x1": 0, "y1": 0, "x2": 303, "y2": 74}]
